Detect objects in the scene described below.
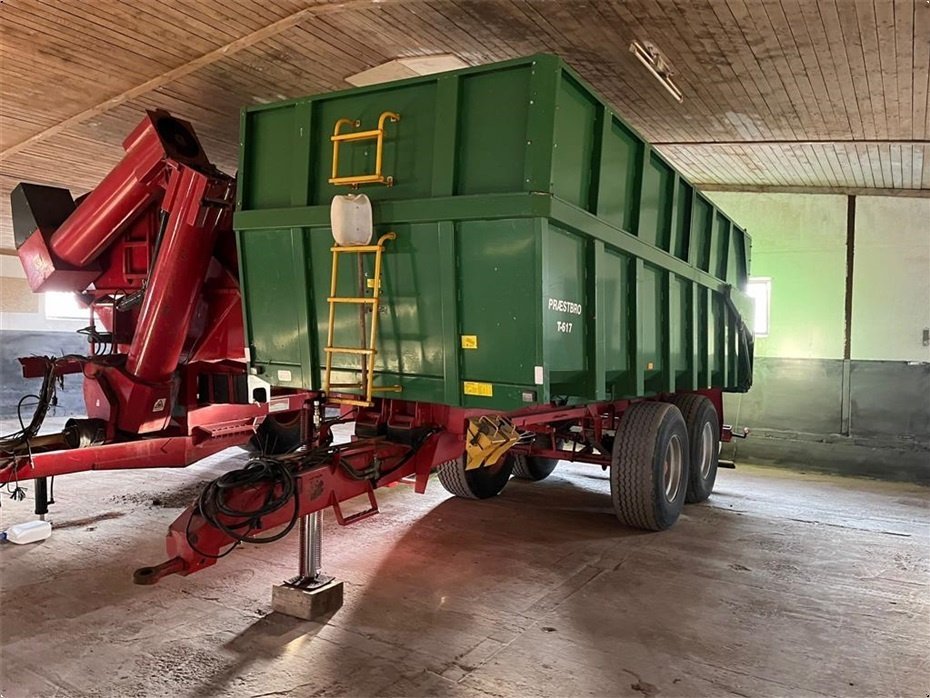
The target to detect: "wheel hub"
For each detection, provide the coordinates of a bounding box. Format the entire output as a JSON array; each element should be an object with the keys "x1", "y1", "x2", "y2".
[{"x1": 663, "y1": 434, "x2": 683, "y2": 502}]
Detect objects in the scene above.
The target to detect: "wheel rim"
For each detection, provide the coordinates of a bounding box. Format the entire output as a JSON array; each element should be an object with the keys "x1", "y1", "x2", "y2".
[
  {"x1": 663, "y1": 434, "x2": 683, "y2": 502},
  {"x1": 699, "y1": 421, "x2": 715, "y2": 479}
]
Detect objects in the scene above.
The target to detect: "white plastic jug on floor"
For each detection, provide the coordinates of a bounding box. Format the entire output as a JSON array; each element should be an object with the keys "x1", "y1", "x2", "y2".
[{"x1": 1, "y1": 519, "x2": 52, "y2": 544}]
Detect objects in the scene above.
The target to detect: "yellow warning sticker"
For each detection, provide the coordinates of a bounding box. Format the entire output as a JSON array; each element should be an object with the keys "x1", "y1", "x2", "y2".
[
  {"x1": 461, "y1": 335, "x2": 478, "y2": 350},
  {"x1": 463, "y1": 381, "x2": 493, "y2": 397}
]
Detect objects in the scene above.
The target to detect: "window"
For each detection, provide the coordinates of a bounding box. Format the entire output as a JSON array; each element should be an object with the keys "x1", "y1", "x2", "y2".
[
  {"x1": 44, "y1": 291, "x2": 87, "y2": 320},
  {"x1": 746, "y1": 277, "x2": 771, "y2": 337}
]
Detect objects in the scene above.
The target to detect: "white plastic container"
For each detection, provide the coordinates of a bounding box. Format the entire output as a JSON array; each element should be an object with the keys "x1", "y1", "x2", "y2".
[
  {"x1": 330, "y1": 194, "x2": 373, "y2": 246},
  {"x1": 1, "y1": 519, "x2": 52, "y2": 545}
]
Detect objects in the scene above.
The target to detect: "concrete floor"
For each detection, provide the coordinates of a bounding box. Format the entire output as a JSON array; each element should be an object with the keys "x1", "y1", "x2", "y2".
[{"x1": 1, "y1": 444, "x2": 928, "y2": 698}]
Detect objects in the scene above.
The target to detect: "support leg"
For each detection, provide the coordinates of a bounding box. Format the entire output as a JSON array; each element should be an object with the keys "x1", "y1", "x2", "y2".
[
  {"x1": 271, "y1": 511, "x2": 344, "y2": 620},
  {"x1": 34, "y1": 477, "x2": 49, "y2": 521}
]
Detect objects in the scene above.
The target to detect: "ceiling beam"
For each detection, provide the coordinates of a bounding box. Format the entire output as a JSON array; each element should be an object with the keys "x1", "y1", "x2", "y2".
[
  {"x1": 697, "y1": 184, "x2": 930, "y2": 198},
  {"x1": 655, "y1": 139, "x2": 930, "y2": 146},
  {"x1": 0, "y1": 0, "x2": 412, "y2": 161}
]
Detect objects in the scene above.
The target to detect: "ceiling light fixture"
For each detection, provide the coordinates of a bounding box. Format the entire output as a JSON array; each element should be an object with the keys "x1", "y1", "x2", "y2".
[
  {"x1": 629, "y1": 40, "x2": 683, "y2": 103},
  {"x1": 345, "y1": 55, "x2": 468, "y2": 87}
]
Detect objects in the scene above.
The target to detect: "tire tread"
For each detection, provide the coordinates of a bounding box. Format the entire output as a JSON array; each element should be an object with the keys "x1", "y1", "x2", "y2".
[{"x1": 611, "y1": 401, "x2": 676, "y2": 531}]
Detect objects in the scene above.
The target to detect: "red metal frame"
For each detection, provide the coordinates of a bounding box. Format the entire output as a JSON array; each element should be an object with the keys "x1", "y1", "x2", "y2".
[{"x1": 136, "y1": 390, "x2": 730, "y2": 583}]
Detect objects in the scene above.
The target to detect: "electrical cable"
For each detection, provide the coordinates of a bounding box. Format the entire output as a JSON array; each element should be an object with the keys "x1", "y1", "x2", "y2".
[{"x1": 185, "y1": 426, "x2": 440, "y2": 557}]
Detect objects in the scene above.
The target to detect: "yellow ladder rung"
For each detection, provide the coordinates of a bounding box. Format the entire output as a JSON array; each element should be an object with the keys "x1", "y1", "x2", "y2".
[
  {"x1": 331, "y1": 244, "x2": 387, "y2": 254},
  {"x1": 325, "y1": 346, "x2": 375, "y2": 355},
  {"x1": 329, "y1": 397, "x2": 375, "y2": 407},
  {"x1": 331, "y1": 129, "x2": 381, "y2": 143},
  {"x1": 370, "y1": 385, "x2": 403, "y2": 393},
  {"x1": 327, "y1": 297, "x2": 377, "y2": 304}
]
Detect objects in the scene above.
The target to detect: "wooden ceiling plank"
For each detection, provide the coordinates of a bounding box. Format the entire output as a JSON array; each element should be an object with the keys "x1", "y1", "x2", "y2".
[
  {"x1": 723, "y1": 0, "x2": 801, "y2": 140},
  {"x1": 835, "y1": 0, "x2": 878, "y2": 140},
  {"x1": 579, "y1": 1, "x2": 675, "y2": 137},
  {"x1": 37, "y1": 0, "x2": 196, "y2": 63},
  {"x1": 707, "y1": 0, "x2": 790, "y2": 140},
  {"x1": 421, "y1": 1, "x2": 504, "y2": 62},
  {"x1": 6, "y1": 1, "x2": 178, "y2": 65},
  {"x1": 1, "y1": 0, "x2": 419, "y2": 161},
  {"x1": 761, "y1": 0, "x2": 826, "y2": 139},
  {"x1": 814, "y1": 0, "x2": 867, "y2": 139},
  {"x1": 836, "y1": 143, "x2": 861, "y2": 188},
  {"x1": 887, "y1": 0, "x2": 912, "y2": 141},
  {"x1": 0, "y1": 13, "x2": 158, "y2": 83},
  {"x1": 858, "y1": 0, "x2": 893, "y2": 141},
  {"x1": 557, "y1": 0, "x2": 680, "y2": 139},
  {"x1": 627, "y1": 0, "x2": 725, "y2": 140},
  {"x1": 690, "y1": 1, "x2": 766, "y2": 141},
  {"x1": 914, "y1": 0, "x2": 930, "y2": 141},
  {"x1": 786, "y1": 0, "x2": 848, "y2": 139}
]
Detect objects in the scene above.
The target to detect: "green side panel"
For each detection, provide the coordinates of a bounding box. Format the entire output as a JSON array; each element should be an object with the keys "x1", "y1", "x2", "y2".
[
  {"x1": 235, "y1": 54, "x2": 755, "y2": 409},
  {"x1": 542, "y1": 223, "x2": 587, "y2": 389},
  {"x1": 309, "y1": 82, "x2": 438, "y2": 204},
  {"x1": 639, "y1": 152, "x2": 674, "y2": 250},
  {"x1": 728, "y1": 227, "x2": 747, "y2": 286},
  {"x1": 598, "y1": 118, "x2": 643, "y2": 232},
  {"x1": 552, "y1": 75, "x2": 597, "y2": 210},
  {"x1": 458, "y1": 219, "x2": 539, "y2": 389},
  {"x1": 692, "y1": 195, "x2": 714, "y2": 272},
  {"x1": 242, "y1": 108, "x2": 296, "y2": 210},
  {"x1": 640, "y1": 263, "x2": 663, "y2": 394},
  {"x1": 237, "y1": 228, "x2": 312, "y2": 388},
  {"x1": 710, "y1": 294, "x2": 726, "y2": 385},
  {"x1": 712, "y1": 213, "x2": 730, "y2": 280},
  {"x1": 697, "y1": 288, "x2": 710, "y2": 388},
  {"x1": 673, "y1": 179, "x2": 693, "y2": 261},
  {"x1": 456, "y1": 66, "x2": 532, "y2": 195},
  {"x1": 305, "y1": 223, "x2": 449, "y2": 403},
  {"x1": 671, "y1": 275, "x2": 692, "y2": 390},
  {"x1": 603, "y1": 248, "x2": 632, "y2": 392}
]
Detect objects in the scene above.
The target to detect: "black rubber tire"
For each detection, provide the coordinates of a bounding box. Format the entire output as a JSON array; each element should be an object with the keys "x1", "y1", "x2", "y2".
[
  {"x1": 437, "y1": 456, "x2": 514, "y2": 499},
  {"x1": 611, "y1": 401, "x2": 690, "y2": 531},
  {"x1": 512, "y1": 436, "x2": 559, "y2": 481},
  {"x1": 512, "y1": 454, "x2": 558, "y2": 481},
  {"x1": 669, "y1": 393, "x2": 720, "y2": 503},
  {"x1": 249, "y1": 413, "x2": 302, "y2": 455}
]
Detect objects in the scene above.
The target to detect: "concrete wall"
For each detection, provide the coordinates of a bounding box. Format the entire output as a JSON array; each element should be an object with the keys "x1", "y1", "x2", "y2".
[
  {"x1": 709, "y1": 192, "x2": 930, "y2": 483},
  {"x1": 0, "y1": 252, "x2": 87, "y2": 418}
]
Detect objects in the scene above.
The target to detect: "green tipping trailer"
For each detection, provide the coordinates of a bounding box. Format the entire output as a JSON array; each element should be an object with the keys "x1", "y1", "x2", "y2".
[{"x1": 234, "y1": 54, "x2": 753, "y2": 413}]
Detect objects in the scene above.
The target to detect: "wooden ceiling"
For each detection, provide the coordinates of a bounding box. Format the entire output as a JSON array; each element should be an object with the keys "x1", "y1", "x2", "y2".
[{"x1": 1, "y1": 0, "x2": 928, "y2": 250}]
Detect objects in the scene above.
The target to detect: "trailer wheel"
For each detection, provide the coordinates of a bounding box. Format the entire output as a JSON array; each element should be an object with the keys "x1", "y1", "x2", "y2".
[
  {"x1": 437, "y1": 456, "x2": 514, "y2": 499},
  {"x1": 512, "y1": 436, "x2": 559, "y2": 481},
  {"x1": 249, "y1": 413, "x2": 302, "y2": 455},
  {"x1": 669, "y1": 394, "x2": 720, "y2": 503},
  {"x1": 611, "y1": 401, "x2": 689, "y2": 531},
  {"x1": 512, "y1": 454, "x2": 558, "y2": 481}
]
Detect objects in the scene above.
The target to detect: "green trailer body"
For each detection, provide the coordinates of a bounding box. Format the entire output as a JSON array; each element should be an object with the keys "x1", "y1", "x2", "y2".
[{"x1": 234, "y1": 54, "x2": 753, "y2": 412}]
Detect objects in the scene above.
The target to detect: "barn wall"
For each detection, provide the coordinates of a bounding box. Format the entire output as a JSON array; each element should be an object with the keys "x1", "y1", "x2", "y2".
[
  {"x1": 0, "y1": 253, "x2": 86, "y2": 419},
  {"x1": 710, "y1": 192, "x2": 930, "y2": 483}
]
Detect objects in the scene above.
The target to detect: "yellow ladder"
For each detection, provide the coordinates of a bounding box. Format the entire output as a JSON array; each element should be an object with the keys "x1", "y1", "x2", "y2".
[{"x1": 323, "y1": 232, "x2": 402, "y2": 407}]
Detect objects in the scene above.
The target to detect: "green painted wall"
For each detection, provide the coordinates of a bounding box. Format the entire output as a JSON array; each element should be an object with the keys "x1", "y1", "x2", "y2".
[
  {"x1": 708, "y1": 192, "x2": 847, "y2": 360},
  {"x1": 852, "y1": 196, "x2": 930, "y2": 363},
  {"x1": 708, "y1": 191, "x2": 929, "y2": 482}
]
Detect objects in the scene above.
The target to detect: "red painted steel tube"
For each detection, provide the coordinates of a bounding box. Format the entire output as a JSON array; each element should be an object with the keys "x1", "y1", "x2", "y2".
[
  {"x1": 48, "y1": 115, "x2": 168, "y2": 267},
  {"x1": 126, "y1": 166, "x2": 232, "y2": 383}
]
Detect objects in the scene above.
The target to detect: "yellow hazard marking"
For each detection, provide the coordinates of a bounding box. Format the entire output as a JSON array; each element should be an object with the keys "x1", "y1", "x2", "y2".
[
  {"x1": 646, "y1": 361, "x2": 654, "y2": 370},
  {"x1": 461, "y1": 335, "x2": 478, "y2": 349},
  {"x1": 463, "y1": 381, "x2": 493, "y2": 397}
]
